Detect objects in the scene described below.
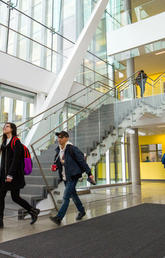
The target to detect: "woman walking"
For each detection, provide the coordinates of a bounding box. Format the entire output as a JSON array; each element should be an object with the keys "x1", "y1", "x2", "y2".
[{"x1": 0, "y1": 122, "x2": 40, "y2": 228}]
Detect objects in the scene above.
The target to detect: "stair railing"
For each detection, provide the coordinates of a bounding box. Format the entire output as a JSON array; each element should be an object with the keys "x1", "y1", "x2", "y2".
[
  {"x1": 0, "y1": 79, "x2": 114, "y2": 138},
  {"x1": 30, "y1": 71, "x2": 145, "y2": 209}
]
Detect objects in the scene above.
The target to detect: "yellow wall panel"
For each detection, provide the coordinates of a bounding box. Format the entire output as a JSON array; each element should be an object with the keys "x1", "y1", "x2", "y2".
[{"x1": 140, "y1": 162, "x2": 165, "y2": 180}]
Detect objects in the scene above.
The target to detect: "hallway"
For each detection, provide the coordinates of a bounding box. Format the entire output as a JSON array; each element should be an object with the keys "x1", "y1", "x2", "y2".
[{"x1": 1, "y1": 182, "x2": 165, "y2": 243}]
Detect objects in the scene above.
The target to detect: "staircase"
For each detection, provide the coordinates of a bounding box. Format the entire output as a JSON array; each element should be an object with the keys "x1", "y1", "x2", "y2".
[{"x1": 4, "y1": 72, "x2": 165, "y2": 217}]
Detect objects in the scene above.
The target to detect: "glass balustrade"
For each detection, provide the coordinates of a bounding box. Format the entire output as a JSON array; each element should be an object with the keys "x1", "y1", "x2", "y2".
[{"x1": 107, "y1": 0, "x2": 165, "y2": 31}]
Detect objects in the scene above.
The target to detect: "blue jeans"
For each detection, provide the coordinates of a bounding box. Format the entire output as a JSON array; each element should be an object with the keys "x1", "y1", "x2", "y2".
[
  {"x1": 57, "y1": 179, "x2": 85, "y2": 220},
  {"x1": 137, "y1": 79, "x2": 146, "y2": 97}
]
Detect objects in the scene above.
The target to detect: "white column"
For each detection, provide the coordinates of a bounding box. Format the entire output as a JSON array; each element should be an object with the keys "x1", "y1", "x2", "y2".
[
  {"x1": 126, "y1": 58, "x2": 135, "y2": 98},
  {"x1": 125, "y1": 0, "x2": 135, "y2": 100},
  {"x1": 130, "y1": 128, "x2": 141, "y2": 185},
  {"x1": 121, "y1": 135, "x2": 126, "y2": 183},
  {"x1": 106, "y1": 149, "x2": 110, "y2": 184},
  {"x1": 22, "y1": 102, "x2": 28, "y2": 141},
  {"x1": 8, "y1": 98, "x2": 13, "y2": 122},
  {"x1": 34, "y1": 93, "x2": 46, "y2": 115}
]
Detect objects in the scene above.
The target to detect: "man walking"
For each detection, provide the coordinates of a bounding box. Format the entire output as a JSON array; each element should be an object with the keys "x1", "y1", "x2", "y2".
[{"x1": 50, "y1": 131, "x2": 95, "y2": 225}]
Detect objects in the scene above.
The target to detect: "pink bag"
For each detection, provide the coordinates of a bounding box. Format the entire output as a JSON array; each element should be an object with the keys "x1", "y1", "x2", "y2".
[{"x1": 11, "y1": 137, "x2": 33, "y2": 175}]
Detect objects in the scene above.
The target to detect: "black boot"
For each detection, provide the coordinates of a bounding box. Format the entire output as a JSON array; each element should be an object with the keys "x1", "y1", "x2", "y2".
[
  {"x1": 0, "y1": 220, "x2": 4, "y2": 229},
  {"x1": 29, "y1": 208, "x2": 40, "y2": 225},
  {"x1": 76, "y1": 211, "x2": 86, "y2": 220},
  {"x1": 50, "y1": 216, "x2": 61, "y2": 226}
]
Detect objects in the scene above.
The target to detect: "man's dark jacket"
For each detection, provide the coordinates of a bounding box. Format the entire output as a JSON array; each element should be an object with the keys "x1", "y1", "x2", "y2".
[
  {"x1": 0, "y1": 137, "x2": 25, "y2": 189},
  {"x1": 54, "y1": 144, "x2": 91, "y2": 182}
]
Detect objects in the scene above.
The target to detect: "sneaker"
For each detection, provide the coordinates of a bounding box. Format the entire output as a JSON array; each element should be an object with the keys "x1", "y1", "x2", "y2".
[
  {"x1": 76, "y1": 211, "x2": 86, "y2": 220},
  {"x1": 50, "y1": 216, "x2": 61, "y2": 225}
]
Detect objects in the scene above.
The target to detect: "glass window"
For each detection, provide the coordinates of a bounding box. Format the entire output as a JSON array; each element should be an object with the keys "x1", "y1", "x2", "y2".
[
  {"x1": 0, "y1": 25, "x2": 7, "y2": 51},
  {"x1": 3, "y1": 97, "x2": 10, "y2": 121},
  {"x1": 141, "y1": 144, "x2": 162, "y2": 162},
  {"x1": 0, "y1": 83, "x2": 35, "y2": 124},
  {"x1": 0, "y1": 1, "x2": 9, "y2": 26}
]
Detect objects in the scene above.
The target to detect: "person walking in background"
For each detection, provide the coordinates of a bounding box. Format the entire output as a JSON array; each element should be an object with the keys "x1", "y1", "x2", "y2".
[
  {"x1": 50, "y1": 131, "x2": 95, "y2": 226},
  {"x1": 136, "y1": 70, "x2": 148, "y2": 97},
  {"x1": 0, "y1": 122, "x2": 40, "y2": 228}
]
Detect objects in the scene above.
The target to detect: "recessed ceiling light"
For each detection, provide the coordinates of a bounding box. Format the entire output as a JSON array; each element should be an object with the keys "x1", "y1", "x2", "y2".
[
  {"x1": 119, "y1": 72, "x2": 124, "y2": 78},
  {"x1": 126, "y1": 128, "x2": 135, "y2": 134},
  {"x1": 155, "y1": 50, "x2": 165, "y2": 56},
  {"x1": 138, "y1": 131, "x2": 146, "y2": 136}
]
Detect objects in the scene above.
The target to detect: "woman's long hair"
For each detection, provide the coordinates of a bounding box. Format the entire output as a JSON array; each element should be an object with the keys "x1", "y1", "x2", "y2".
[{"x1": 2, "y1": 122, "x2": 17, "y2": 144}]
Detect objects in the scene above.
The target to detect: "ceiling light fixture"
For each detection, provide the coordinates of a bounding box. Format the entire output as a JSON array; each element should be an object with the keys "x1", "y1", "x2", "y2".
[
  {"x1": 126, "y1": 128, "x2": 135, "y2": 134},
  {"x1": 155, "y1": 50, "x2": 165, "y2": 56},
  {"x1": 138, "y1": 131, "x2": 146, "y2": 136}
]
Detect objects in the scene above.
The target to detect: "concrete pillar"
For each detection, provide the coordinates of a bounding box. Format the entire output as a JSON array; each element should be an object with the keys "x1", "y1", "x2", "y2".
[
  {"x1": 126, "y1": 58, "x2": 135, "y2": 98},
  {"x1": 127, "y1": 135, "x2": 132, "y2": 181},
  {"x1": 124, "y1": 0, "x2": 132, "y2": 24},
  {"x1": 8, "y1": 98, "x2": 13, "y2": 122},
  {"x1": 130, "y1": 128, "x2": 141, "y2": 185},
  {"x1": 126, "y1": 58, "x2": 134, "y2": 78},
  {"x1": 34, "y1": 93, "x2": 46, "y2": 115},
  {"x1": 124, "y1": 0, "x2": 135, "y2": 99}
]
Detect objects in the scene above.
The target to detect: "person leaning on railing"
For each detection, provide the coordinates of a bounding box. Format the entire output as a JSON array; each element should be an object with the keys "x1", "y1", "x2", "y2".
[
  {"x1": 50, "y1": 130, "x2": 95, "y2": 226},
  {"x1": 136, "y1": 70, "x2": 148, "y2": 98}
]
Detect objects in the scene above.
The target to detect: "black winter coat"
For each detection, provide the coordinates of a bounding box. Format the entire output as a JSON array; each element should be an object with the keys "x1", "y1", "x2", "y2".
[
  {"x1": 54, "y1": 144, "x2": 91, "y2": 182},
  {"x1": 0, "y1": 137, "x2": 25, "y2": 189},
  {"x1": 136, "y1": 71, "x2": 147, "y2": 82}
]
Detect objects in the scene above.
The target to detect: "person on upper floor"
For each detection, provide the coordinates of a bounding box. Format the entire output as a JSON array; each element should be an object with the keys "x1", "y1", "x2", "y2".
[{"x1": 136, "y1": 70, "x2": 148, "y2": 98}]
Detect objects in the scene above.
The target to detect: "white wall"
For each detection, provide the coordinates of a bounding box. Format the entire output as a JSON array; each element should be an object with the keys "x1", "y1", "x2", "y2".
[
  {"x1": 108, "y1": 12, "x2": 165, "y2": 56},
  {"x1": 0, "y1": 51, "x2": 56, "y2": 94}
]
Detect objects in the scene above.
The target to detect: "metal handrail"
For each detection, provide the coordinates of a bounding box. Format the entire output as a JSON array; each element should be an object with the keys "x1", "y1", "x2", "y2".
[
  {"x1": 30, "y1": 70, "x2": 165, "y2": 211},
  {"x1": 153, "y1": 73, "x2": 165, "y2": 85},
  {"x1": 23, "y1": 74, "x2": 139, "y2": 135},
  {"x1": 16, "y1": 81, "x2": 112, "y2": 136},
  {"x1": 0, "y1": 80, "x2": 113, "y2": 138},
  {"x1": 30, "y1": 74, "x2": 138, "y2": 210},
  {"x1": 1, "y1": 0, "x2": 120, "y2": 74},
  {"x1": 30, "y1": 72, "x2": 141, "y2": 147},
  {"x1": 19, "y1": 80, "x2": 111, "y2": 125},
  {"x1": 1, "y1": 71, "x2": 161, "y2": 138},
  {"x1": 1, "y1": 72, "x2": 139, "y2": 138},
  {"x1": 0, "y1": 22, "x2": 115, "y2": 84},
  {"x1": 30, "y1": 70, "x2": 165, "y2": 147},
  {"x1": 118, "y1": 72, "x2": 165, "y2": 93},
  {"x1": 0, "y1": 0, "x2": 119, "y2": 77}
]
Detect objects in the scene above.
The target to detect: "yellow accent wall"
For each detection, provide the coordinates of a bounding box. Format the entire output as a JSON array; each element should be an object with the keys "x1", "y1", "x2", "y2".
[
  {"x1": 139, "y1": 134, "x2": 165, "y2": 180},
  {"x1": 136, "y1": 73, "x2": 165, "y2": 98},
  {"x1": 117, "y1": 73, "x2": 165, "y2": 100}
]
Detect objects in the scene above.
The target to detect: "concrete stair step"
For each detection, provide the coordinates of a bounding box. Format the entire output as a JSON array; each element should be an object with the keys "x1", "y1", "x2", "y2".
[
  {"x1": 33, "y1": 161, "x2": 52, "y2": 168},
  {"x1": 31, "y1": 168, "x2": 56, "y2": 176},
  {"x1": 6, "y1": 193, "x2": 42, "y2": 207},
  {"x1": 25, "y1": 175, "x2": 58, "y2": 187},
  {"x1": 20, "y1": 184, "x2": 49, "y2": 197}
]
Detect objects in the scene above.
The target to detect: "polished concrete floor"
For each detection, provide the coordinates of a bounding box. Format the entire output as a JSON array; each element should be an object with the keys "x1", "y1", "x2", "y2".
[{"x1": 1, "y1": 181, "x2": 165, "y2": 243}]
